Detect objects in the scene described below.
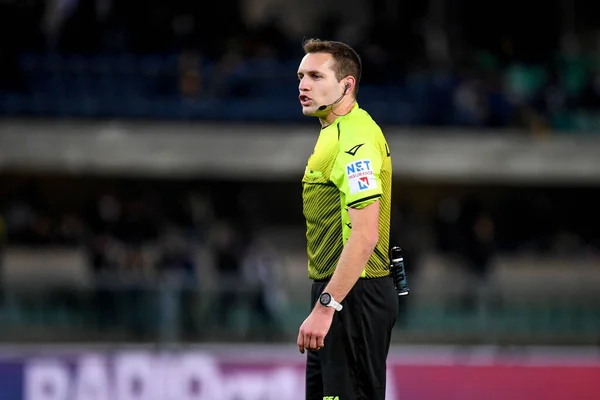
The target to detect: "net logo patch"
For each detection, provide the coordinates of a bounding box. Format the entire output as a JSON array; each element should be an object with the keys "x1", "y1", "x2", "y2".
[{"x1": 346, "y1": 159, "x2": 377, "y2": 194}]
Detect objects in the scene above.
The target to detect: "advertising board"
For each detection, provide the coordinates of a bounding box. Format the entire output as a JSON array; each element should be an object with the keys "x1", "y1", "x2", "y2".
[{"x1": 0, "y1": 345, "x2": 598, "y2": 400}]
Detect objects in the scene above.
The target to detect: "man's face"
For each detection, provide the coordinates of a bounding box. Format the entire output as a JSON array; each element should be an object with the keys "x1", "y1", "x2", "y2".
[{"x1": 297, "y1": 53, "x2": 342, "y2": 116}]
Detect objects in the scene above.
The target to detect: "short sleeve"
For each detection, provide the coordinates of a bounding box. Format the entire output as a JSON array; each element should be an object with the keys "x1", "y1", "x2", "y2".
[{"x1": 331, "y1": 139, "x2": 383, "y2": 209}]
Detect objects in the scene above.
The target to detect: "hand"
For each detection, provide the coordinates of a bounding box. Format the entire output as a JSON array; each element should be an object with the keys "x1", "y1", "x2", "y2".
[{"x1": 297, "y1": 306, "x2": 335, "y2": 354}]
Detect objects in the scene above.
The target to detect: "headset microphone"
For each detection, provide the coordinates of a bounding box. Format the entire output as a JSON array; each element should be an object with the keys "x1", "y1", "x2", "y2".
[{"x1": 318, "y1": 83, "x2": 350, "y2": 111}]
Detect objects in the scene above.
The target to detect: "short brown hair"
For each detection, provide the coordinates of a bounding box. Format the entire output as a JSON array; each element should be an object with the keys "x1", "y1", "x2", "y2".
[{"x1": 302, "y1": 38, "x2": 362, "y2": 95}]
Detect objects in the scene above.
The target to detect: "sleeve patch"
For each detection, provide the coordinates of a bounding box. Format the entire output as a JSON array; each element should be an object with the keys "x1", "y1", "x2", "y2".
[{"x1": 346, "y1": 159, "x2": 378, "y2": 194}]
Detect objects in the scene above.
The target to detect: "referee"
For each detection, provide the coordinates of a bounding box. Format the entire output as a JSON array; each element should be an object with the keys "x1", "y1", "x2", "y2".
[{"x1": 296, "y1": 38, "x2": 398, "y2": 400}]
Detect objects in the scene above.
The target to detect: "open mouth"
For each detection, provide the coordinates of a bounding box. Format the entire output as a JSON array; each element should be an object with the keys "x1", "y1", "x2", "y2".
[{"x1": 299, "y1": 95, "x2": 311, "y2": 105}]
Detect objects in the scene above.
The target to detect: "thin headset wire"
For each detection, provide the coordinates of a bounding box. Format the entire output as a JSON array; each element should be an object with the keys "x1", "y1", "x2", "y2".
[{"x1": 331, "y1": 85, "x2": 351, "y2": 117}]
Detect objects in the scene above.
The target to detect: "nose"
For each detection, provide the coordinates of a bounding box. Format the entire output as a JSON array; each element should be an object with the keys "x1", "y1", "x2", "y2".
[{"x1": 299, "y1": 77, "x2": 309, "y2": 92}]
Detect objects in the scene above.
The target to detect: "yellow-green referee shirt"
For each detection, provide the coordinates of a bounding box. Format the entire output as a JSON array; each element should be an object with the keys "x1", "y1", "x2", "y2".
[{"x1": 302, "y1": 103, "x2": 392, "y2": 280}]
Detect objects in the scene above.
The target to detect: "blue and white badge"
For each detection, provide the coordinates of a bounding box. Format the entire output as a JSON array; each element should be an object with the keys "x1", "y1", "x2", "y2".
[{"x1": 346, "y1": 159, "x2": 377, "y2": 194}]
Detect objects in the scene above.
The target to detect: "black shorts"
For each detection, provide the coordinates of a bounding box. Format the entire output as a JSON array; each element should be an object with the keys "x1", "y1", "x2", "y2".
[{"x1": 306, "y1": 276, "x2": 399, "y2": 400}]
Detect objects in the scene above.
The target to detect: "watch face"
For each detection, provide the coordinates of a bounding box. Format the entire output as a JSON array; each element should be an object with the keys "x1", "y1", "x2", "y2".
[{"x1": 320, "y1": 292, "x2": 331, "y2": 306}]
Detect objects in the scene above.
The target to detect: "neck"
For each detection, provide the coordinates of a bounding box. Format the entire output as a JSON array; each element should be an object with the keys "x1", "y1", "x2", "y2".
[{"x1": 319, "y1": 98, "x2": 356, "y2": 128}]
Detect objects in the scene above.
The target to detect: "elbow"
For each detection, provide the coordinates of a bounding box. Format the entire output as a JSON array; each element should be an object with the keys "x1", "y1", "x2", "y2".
[
  {"x1": 366, "y1": 233, "x2": 379, "y2": 251},
  {"x1": 355, "y1": 229, "x2": 378, "y2": 252}
]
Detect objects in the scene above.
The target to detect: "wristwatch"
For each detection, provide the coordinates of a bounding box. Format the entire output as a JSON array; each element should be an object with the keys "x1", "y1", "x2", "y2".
[{"x1": 319, "y1": 292, "x2": 343, "y2": 311}]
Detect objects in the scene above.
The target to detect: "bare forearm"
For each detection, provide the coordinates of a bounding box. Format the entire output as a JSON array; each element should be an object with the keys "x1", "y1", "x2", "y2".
[{"x1": 323, "y1": 231, "x2": 377, "y2": 303}]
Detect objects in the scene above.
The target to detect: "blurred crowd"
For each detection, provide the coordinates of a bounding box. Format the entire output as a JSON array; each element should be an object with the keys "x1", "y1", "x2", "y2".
[
  {"x1": 2, "y1": 178, "x2": 598, "y2": 257},
  {"x1": 2, "y1": 177, "x2": 599, "y2": 281},
  {"x1": 0, "y1": 178, "x2": 290, "y2": 340},
  {"x1": 0, "y1": 175, "x2": 599, "y2": 340},
  {"x1": 1, "y1": 0, "x2": 600, "y2": 129}
]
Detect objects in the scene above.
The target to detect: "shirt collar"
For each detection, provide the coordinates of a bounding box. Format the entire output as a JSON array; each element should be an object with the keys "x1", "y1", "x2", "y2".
[{"x1": 321, "y1": 102, "x2": 360, "y2": 131}]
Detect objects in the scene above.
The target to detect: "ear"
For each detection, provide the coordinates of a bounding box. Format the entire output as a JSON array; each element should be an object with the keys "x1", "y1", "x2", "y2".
[{"x1": 344, "y1": 76, "x2": 357, "y2": 93}]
